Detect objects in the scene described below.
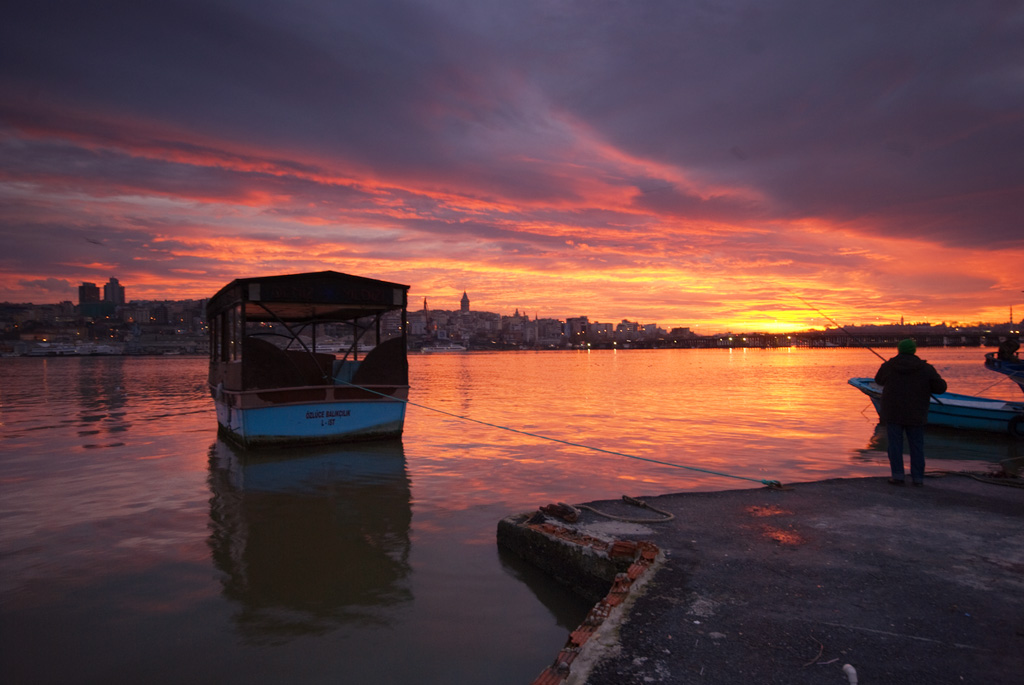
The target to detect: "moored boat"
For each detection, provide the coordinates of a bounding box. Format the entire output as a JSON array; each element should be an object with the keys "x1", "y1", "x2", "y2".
[
  {"x1": 848, "y1": 377, "x2": 1024, "y2": 437},
  {"x1": 984, "y1": 352, "x2": 1024, "y2": 396},
  {"x1": 207, "y1": 271, "x2": 410, "y2": 447},
  {"x1": 420, "y1": 342, "x2": 467, "y2": 353}
]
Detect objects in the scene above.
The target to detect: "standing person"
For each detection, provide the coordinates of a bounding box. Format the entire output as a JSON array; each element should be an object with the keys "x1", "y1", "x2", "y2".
[
  {"x1": 996, "y1": 335, "x2": 1020, "y2": 361},
  {"x1": 874, "y1": 338, "x2": 947, "y2": 486}
]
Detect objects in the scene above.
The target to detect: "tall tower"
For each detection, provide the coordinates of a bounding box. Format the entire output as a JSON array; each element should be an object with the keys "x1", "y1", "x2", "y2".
[
  {"x1": 104, "y1": 277, "x2": 125, "y2": 305},
  {"x1": 460, "y1": 291, "x2": 470, "y2": 313},
  {"x1": 78, "y1": 282, "x2": 100, "y2": 305},
  {"x1": 423, "y1": 297, "x2": 435, "y2": 336}
]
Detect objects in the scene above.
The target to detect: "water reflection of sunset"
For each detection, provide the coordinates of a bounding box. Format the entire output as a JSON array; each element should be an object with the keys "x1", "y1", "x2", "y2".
[
  {"x1": 2, "y1": 350, "x2": 1017, "y2": 683},
  {"x1": 408, "y1": 349, "x2": 1020, "y2": 506}
]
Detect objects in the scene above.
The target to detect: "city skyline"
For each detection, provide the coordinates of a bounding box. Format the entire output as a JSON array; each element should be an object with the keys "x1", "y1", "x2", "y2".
[
  {"x1": 2, "y1": 2, "x2": 1022, "y2": 332},
  {"x1": 9, "y1": 276, "x2": 1019, "y2": 336}
]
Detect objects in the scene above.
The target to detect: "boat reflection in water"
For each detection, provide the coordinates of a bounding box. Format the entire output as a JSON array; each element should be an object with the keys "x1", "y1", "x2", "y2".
[
  {"x1": 207, "y1": 438, "x2": 412, "y2": 643},
  {"x1": 860, "y1": 424, "x2": 1022, "y2": 476}
]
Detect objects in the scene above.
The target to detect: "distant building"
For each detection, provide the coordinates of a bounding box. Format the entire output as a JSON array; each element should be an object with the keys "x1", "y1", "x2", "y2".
[
  {"x1": 152, "y1": 304, "x2": 169, "y2": 325},
  {"x1": 78, "y1": 282, "x2": 100, "y2": 305},
  {"x1": 565, "y1": 316, "x2": 589, "y2": 344},
  {"x1": 104, "y1": 278, "x2": 125, "y2": 305},
  {"x1": 616, "y1": 319, "x2": 640, "y2": 335},
  {"x1": 461, "y1": 291, "x2": 470, "y2": 313},
  {"x1": 78, "y1": 282, "x2": 105, "y2": 318}
]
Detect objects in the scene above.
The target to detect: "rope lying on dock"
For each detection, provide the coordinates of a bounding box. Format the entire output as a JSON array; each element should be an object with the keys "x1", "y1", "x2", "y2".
[
  {"x1": 342, "y1": 380, "x2": 784, "y2": 488},
  {"x1": 538, "y1": 496, "x2": 676, "y2": 523},
  {"x1": 929, "y1": 470, "x2": 1024, "y2": 489},
  {"x1": 577, "y1": 495, "x2": 676, "y2": 523}
]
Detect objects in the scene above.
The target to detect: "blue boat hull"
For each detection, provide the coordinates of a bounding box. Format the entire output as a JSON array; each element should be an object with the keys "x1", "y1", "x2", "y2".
[
  {"x1": 984, "y1": 353, "x2": 1024, "y2": 396},
  {"x1": 848, "y1": 378, "x2": 1024, "y2": 437},
  {"x1": 213, "y1": 386, "x2": 407, "y2": 447}
]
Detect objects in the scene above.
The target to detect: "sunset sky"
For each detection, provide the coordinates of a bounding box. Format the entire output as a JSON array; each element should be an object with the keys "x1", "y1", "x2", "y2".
[{"x1": 2, "y1": 0, "x2": 1022, "y2": 332}]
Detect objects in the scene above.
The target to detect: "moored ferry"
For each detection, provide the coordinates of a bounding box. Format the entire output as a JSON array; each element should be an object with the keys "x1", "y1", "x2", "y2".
[{"x1": 207, "y1": 271, "x2": 410, "y2": 447}]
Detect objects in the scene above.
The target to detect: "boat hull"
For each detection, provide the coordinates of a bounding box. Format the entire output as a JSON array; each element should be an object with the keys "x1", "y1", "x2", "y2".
[
  {"x1": 848, "y1": 378, "x2": 1024, "y2": 437},
  {"x1": 212, "y1": 385, "x2": 407, "y2": 447},
  {"x1": 984, "y1": 353, "x2": 1024, "y2": 396}
]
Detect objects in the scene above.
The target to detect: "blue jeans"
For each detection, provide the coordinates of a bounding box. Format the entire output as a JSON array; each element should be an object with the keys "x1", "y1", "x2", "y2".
[{"x1": 886, "y1": 423, "x2": 925, "y2": 483}]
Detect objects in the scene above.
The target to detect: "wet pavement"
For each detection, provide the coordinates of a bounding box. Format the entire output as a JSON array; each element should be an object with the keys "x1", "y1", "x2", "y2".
[{"x1": 500, "y1": 474, "x2": 1024, "y2": 685}]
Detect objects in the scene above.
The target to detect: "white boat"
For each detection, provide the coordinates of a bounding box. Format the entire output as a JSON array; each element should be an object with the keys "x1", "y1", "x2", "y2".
[
  {"x1": 420, "y1": 342, "x2": 467, "y2": 353},
  {"x1": 207, "y1": 271, "x2": 410, "y2": 447},
  {"x1": 848, "y1": 377, "x2": 1024, "y2": 437},
  {"x1": 26, "y1": 342, "x2": 78, "y2": 356}
]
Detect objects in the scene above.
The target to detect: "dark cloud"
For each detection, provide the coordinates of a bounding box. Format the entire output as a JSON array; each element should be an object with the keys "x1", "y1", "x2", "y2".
[
  {"x1": 5, "y1": 0, "x2": 1020, "y2": 245},
  {"x1": 1, "y1": 136, "x2": 248, "y2": 201},
  {"x1": 0, "y1": 217, "x2": 154, "y2": 273},
  {"x1": 17, "y1": 277, "x2": 75, "y2": 295},
  {"x1": 489, "y1": 0, "x2": 1024, "y2": 244},
  {"x1": 1, "y1": 0, "x2": 1021, "y2": 321},
  {"x1": 631, "y1": 184, "x2": 766, "y2": 222},
  {"x1": 2, "y1": 0, "x2": 516, "y2": 185}
]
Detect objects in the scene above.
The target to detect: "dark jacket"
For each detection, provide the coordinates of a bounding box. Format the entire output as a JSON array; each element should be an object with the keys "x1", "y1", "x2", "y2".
[
  {"x1": 997, "y1": 338, "x2": 1020, "y2": 361},
  {"x1": 874, "y1": 354, "x2": 947, "y2": 425}
]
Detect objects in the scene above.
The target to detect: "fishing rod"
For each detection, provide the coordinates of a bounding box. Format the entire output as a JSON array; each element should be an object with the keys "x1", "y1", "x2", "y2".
[
  {"x1": 788, "y1": 290, "x2": 945, "y2": 404},
  {"x1": 787, "y1": 291, "x2": 887, "y2": 361}
]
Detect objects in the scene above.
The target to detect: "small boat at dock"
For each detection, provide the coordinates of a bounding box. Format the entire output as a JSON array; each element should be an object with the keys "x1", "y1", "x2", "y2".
[
  {"x1": 207, "y1": 271, "x2": 410, "y2": 447},
  {"x1": 984, "y1": 352, "x2": 1024, "y2": 396},
  {"x1": 848, "y1": 377, "x2": 1024, "y2": 437}
]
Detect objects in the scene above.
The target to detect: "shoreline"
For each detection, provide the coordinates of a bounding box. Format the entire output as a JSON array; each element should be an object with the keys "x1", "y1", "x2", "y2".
[{"x1": 500, "y1": 474, "x2": 1024, "y2": 684}]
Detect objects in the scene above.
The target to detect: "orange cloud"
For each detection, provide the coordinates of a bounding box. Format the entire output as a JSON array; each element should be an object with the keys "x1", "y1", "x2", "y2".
[{"x1": 2, "y1": 95, "x2": 1021, "y2": 330}]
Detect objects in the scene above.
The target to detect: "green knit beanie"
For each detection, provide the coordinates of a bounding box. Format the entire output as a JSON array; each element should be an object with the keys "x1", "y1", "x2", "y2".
[{"x1": 897, "y1": 338, "x2": 916, "y2": 355}]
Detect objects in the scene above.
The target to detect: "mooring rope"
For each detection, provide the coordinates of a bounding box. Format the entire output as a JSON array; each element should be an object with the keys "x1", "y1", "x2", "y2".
[
  {"x1": 340, "y1": 379, "x2": 783, "y2": 488},
  {"x1": 929, "y1": 470, "x2": 1024, "y2": 489},
  {"x1": 577, "y1": 495, "x2": 676, "y2": 523},
  {"x1": 972, "y1": 366, "x2": 1024, "y2": 397}
]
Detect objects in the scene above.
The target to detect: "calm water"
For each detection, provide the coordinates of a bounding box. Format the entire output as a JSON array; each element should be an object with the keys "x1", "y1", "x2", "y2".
[{"x1": 1, "y1": 348, "x2": 1020, "y2": 684}]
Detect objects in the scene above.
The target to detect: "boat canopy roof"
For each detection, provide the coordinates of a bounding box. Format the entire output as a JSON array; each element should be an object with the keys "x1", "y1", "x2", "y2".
[{"x1": 206, "y1": 271, "x2": 409, "y2": 322}]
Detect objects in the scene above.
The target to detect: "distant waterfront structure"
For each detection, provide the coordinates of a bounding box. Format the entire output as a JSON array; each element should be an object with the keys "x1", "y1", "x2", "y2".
[
  {"x1": 104, "y1": 277, "x2": 125, "y2": 305},
  {"x1": 4, "y1": 281, "x2": 1020, "y2": 357},
  {"x1": 78, "y1": 282, "x2": 100, "y2": 305},
  {"x1": 77, "y1": 277, "x2": 125, "y2": 319},
  {"x1": 78, "y1": 281, "x2": 107, "y2": 318}
]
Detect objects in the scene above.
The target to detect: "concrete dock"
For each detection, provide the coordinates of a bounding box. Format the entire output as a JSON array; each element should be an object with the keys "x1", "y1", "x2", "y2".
[{"x1": 498, "y1": 474, "x2": 1023, "y2": 685}]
